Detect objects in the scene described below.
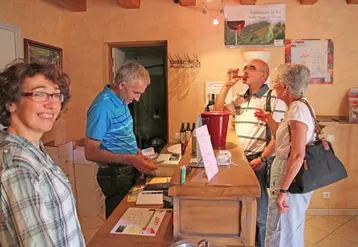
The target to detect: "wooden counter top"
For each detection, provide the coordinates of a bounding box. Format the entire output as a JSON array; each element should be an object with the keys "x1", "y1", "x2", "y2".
[
  {"x1": 169, "y1": 124, "x2": 260, "y2": 198},
  {"x1": 87, "y1": 180, "x2": 173, "y2": 247},
  {"x1": 88, "y1": 124, "x2": 259, "y2": 247}
]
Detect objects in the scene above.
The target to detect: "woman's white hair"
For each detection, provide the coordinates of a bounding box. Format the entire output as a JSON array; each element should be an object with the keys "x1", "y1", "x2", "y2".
[{"x1": 276, "y1": 64, "x2": 310, "y2": 98}]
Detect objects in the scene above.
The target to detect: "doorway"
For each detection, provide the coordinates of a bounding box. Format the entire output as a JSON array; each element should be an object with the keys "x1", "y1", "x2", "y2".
[{"x1": 109, "y1": 41, "x2": 168, "y2": 153}]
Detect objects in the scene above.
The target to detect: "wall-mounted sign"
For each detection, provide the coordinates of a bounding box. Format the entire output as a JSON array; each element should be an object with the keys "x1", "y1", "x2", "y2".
[
  {"x1": 224, "y1": 4, "x2": 285, "y2": 48},
  {"x1": 285, "y1": 39, "x2": 334, "y2": 84}
]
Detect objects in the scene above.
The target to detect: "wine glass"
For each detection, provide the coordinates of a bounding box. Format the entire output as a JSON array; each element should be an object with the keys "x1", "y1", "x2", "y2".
[{"x1": 227, "y1": 20, "x2": 245, "y2": 46}]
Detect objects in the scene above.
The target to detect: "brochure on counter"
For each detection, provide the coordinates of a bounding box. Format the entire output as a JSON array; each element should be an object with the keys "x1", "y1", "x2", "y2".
[{"x1": 110, "y1": 208, "x2": 166, "y2": 236}]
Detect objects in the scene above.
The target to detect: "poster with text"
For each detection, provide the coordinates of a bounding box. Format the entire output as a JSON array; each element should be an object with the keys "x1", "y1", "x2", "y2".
[
  {"x1": 285, "y1": 39, "x2": 334, "y2": 84},
  {"x1": 224, "y1": 4, "x2": 285, "y2": 47}
]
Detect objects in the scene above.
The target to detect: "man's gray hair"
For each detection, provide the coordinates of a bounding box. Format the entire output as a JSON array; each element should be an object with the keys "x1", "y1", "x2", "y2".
[
  {"x1": 114, "y1": 62, "x2": 150, "y2": 86},
  {"x1": 276, "y1": 64, "x2": 310, "y2": 98}
]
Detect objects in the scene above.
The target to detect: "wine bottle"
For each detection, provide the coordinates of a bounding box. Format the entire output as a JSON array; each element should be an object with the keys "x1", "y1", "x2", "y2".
[
  {"x1": 185, "y1": 122, "x2": 191, "y2": 141},
  {"x1": 180, "y1": 123, "x2": 186, "y2": 142},
  {"x1": 205, "y1": 94, "x2": 215, "y2": 112},
  {"x1": 191, "y1": 123, "x2": 196, "y2": 132}
]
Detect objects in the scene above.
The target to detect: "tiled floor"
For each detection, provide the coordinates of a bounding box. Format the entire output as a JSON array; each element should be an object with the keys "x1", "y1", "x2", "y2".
[
  {"x1": 80, "y1": 215, "x2": 358, "y2": 246},
  {"x1": 305, "y1": 215, "x2": 358, "y2": 247}
]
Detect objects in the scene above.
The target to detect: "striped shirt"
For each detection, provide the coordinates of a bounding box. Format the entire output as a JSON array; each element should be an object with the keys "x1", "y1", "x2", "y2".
[
  {"x1": 86, "y1": 85, "x2": 138, "y2": 165},
  {"x1": 0, "y1": 131, "x2": 85, "y2": 247},
  {"x1": 227, "y1": 84, "x2": 287, "y2": 156}
]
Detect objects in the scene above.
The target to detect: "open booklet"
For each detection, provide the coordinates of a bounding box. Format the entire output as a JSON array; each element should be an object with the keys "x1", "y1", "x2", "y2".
[{"x1": 110, "y1": 208, "x2": 166, "y2": 236}]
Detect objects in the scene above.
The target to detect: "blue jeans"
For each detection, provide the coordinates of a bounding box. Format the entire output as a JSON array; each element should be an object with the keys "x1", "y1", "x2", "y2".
[{"x1": 248, "y1": 154, "x2": 268, "y2": 247}]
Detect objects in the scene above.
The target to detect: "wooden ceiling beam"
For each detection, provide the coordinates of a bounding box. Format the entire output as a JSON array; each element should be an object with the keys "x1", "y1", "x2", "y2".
[
  {"x1": 116, "y1": 0, "x2": 140, "y2": 9},
  {"x1": 179, "y1": 0, "x2": 196, "y2": 6},
  {"x1": 48, "y1": 0, "x2": 87, "y2": 12},
  {"x1": 299, "y1": 0, "x2": 319, "y2": 5},
  {"x1": 347, "y1": 0, "x2": 358, "y2": 4},
  {"x1": 240, "y1": 0, "x2": 257, "y2": 5}
]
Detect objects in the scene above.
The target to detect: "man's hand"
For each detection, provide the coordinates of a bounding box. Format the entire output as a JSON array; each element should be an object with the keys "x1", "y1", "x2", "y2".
[
  {"x1": 225, "y1": 68, "x2": 241, "y2": 88},
  {"x1": 277, "y1": 192, "x2": 290, "y2": 214},
  {"x1": 129, "y1": 155, "x2": 157, "y2": 174},
  {"x1": 250, "y1": 157, "x2": 264, "y2": 171}
]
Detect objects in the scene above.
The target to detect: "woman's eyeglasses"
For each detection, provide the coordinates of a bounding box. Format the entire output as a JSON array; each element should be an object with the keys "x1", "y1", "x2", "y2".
[{"x1": 21, "y1": 92, "x2": 64, "y2": 103}]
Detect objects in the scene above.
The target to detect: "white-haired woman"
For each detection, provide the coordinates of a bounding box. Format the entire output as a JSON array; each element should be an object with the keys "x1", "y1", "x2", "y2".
[{"x1": 255, "y1": 64, "x2": 315, "y2": 247}]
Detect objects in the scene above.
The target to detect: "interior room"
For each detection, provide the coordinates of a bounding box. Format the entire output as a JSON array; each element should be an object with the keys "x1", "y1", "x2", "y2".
[{"x1": 1, "y1": 0, "x2": 358, "y2": 246}]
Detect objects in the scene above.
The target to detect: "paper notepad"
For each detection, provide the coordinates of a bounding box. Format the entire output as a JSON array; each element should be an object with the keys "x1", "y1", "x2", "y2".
[{"x1": 136, "y1": 191, "x2": 163, "y2": 205}]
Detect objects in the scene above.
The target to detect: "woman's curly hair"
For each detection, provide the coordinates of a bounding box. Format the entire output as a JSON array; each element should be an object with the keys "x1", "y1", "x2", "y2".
[{"x1": 0, "y1": 60, "x2": 71, "y2": 126}]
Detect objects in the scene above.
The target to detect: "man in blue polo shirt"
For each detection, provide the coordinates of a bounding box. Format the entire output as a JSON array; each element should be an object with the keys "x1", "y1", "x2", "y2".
[
  {"x1": 85, "y1": 62, "x2": 157, "y2": 218},
  {"x1": 214, "y1": 59, "x2": 286, "y2": 247}
]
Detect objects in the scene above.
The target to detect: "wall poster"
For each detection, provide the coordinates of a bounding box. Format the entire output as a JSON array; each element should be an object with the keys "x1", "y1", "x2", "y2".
[
  {"x1": 224, "y1": 4, "x2": 285, "y2": 47},
  {"x1": 285, "y1": 39, "x2": 334, "y2": 84}
]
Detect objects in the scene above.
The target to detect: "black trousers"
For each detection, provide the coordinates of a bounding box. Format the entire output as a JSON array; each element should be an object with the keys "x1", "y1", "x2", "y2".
[{"x1": 97, "y1": 165, "x2": 141, "y2": 219}]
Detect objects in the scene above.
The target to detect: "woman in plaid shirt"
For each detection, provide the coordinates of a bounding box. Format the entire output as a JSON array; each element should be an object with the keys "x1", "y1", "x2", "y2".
[{"x1": 0, "y1": 60, "x2": 85, "y2": 246}]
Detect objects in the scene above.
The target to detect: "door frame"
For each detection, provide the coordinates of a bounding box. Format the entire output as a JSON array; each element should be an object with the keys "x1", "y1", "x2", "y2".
[{"x1": 106, "y1": 40, "x2": 169, "y2": 145}]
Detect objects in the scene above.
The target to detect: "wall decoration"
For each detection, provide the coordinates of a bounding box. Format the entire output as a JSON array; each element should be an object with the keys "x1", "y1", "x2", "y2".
[
  {"x1": 24, "y1": 39, "x2": 62, "y2": 70},
  {"x1": 224, "y1": 4, "x2": 285, "y2": 47},
  {"x1": 285, "y1": 39, "x2": 334, "y2": 84}
]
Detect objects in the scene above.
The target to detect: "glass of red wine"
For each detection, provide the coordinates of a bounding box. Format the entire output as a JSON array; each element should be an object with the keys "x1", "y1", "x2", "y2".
[{"x1": 227, "y1": 20, "x2": 245, "y2": 46}]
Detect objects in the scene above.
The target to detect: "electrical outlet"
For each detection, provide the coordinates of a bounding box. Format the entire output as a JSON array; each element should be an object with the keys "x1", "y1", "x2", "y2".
[{"x1": 323, "y1": 192, "x2": 330, "y2": 199}]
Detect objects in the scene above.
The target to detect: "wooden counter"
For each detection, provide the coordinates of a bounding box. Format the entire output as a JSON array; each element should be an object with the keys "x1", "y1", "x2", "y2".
[
  {"x1": 168, "y1": 124, "x2": 260, "y2": 246},
  {"x1": 87, "y1": 179, "x2": 174, "y2": 247},
  {"x1": 88, "y1": 124, "x2": 260, "y2": 247}
]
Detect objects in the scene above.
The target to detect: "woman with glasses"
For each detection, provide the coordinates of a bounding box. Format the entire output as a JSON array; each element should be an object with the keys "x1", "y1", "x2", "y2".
[
  {"x1": 0, "y1": 60, "x2": 85, "y2": 246},
  {"x1": 255, "y1": 64, "x2": 314, "y2": 247}
]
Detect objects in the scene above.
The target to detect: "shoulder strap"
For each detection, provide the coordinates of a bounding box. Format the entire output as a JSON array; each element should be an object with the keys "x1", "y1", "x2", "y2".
[
  {"x1": 265, "y1": 89, "x2": 273, "y2": 146},
  {"x1": 296, "y1": 99, "x2": 322, "y2": 141}
]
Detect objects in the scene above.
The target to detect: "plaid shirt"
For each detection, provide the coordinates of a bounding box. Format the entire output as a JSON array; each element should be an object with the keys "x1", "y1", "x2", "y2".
[{"x1": 0, "y1": 131, "x2": 85, "y2": 247}]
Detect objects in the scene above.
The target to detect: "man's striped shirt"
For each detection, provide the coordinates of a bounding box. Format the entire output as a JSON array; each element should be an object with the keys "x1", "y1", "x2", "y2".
[
  {"x1": 86, "y1": 85, "x2": 138, "y2": 166},
  {"x1": 227, "y1": 84, "x2": 287, "y2": 156}
]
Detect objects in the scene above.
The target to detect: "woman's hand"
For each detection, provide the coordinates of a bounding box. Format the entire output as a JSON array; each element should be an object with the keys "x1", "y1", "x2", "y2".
[
  {"x1": 225, "y1": 68, "x2": 241, "y2": 88},
  {"x1": 254, "y1": 108, "x2": 272, "y2": 123},
  {"x1": 277, "y1": 192, "x2": 290, "y2": 214}
]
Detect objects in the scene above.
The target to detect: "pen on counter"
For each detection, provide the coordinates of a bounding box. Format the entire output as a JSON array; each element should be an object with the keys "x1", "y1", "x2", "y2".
[
  {"x1": 142, "y1": 191, "x2": 163, "y2": 194},
  {"x1": 149, "y1": 208, "x2": 173, "y2": 211}
]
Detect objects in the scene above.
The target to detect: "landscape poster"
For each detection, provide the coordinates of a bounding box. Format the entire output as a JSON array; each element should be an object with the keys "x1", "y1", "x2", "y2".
[{"x1": 224, "y1": 4, "x2": 285, "y2": 47}]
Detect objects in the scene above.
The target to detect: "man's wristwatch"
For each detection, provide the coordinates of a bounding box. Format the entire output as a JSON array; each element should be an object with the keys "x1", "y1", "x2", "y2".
[{"x1": 260, "y1": 155, "x2": 267, "y2": 163}]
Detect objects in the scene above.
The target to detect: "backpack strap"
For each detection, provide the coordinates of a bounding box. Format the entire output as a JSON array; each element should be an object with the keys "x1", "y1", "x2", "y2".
[{"x1": 265, "y1": 89, "x2": 273, "y2": 146}]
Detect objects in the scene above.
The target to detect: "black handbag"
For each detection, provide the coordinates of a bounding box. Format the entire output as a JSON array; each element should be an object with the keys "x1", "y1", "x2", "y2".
[{"x1": 288, "y1": 99, "x2": 348, "y2": 194}]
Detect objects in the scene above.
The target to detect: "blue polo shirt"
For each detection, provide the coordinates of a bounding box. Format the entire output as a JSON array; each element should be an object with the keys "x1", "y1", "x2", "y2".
[{"x1": 86, "y1": 85, "x2": 137, "y2": 157}]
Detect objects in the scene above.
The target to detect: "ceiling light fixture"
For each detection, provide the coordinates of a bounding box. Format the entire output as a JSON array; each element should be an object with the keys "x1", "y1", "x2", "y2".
[{"x1": 199, "y1": 0, "x2": 225, "y2": 26}]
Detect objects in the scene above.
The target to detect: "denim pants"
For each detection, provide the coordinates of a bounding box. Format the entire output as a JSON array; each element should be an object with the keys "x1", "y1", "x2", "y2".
[
  {"x1": 247, "y1": 154, "x2": 268, "y2": 247},
  {"x1": 265, "y1": 157, "x2": 312, "y2": 247},
  {"x1": 97, "y1": 165, "x2": 141, "y2": 218}
]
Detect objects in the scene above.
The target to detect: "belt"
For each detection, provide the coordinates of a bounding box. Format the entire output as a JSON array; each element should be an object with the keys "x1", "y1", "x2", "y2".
[{"x1": 246, "y1": 152, "x2": 262, "y2": 162}]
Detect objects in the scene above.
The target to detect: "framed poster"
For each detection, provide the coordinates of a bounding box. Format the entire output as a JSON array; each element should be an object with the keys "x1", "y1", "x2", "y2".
[
  {"x1": 285, "y1": 39, "x2": 334, "y2": 84},
  {"x1": 224, "y1": 4, "x2": 285, "y2": 47},
  {"x1": 24, "y1": 39, "x2": 62, "y2": 70}
]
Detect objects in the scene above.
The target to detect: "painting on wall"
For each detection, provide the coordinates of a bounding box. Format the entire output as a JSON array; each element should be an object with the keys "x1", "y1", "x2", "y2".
[
  {"x1": 24, "y1": 39, "x2": 62, "y2": 70},
  {"x1": 224, "y1": 4, "x2": 285, "y2": 47},
  {"x1": 285, "y1": 39, "x2": 334, "y2": 84}
]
